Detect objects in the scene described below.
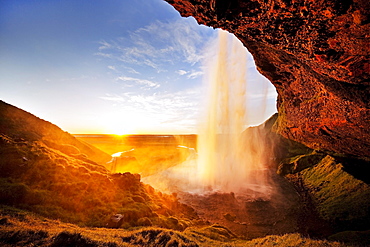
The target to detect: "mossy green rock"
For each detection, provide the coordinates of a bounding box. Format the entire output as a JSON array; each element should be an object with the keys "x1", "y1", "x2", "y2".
[
  {"x1": 298, "y1": 155, "x2": 370, "y2": 231},
  {"x1": 277, "y1": 152, "x2": 326, "y2": 175},
  {"x1": 329, "y1": 230, "x2": 370, "y2": 246}
]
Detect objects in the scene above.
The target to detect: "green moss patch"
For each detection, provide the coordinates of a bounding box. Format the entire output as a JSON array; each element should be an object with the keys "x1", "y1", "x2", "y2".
[
  {"x1": 299, "y1": 155, "x2": 370, "y2": 231},
  {"x1": 278, "y1": 151, "x2": 326, "y2": 175}
]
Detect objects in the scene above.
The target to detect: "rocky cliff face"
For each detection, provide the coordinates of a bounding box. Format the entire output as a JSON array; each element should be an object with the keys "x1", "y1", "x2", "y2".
[{"x1": 166, "y1": 0, "x2": 370, "y2": 157}]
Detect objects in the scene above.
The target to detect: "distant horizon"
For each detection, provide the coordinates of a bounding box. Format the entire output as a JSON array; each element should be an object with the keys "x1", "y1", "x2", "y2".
[
  {"x1": 1, "y1": 98, "x2": 275, "y2": 136},
  {"x1": 69, "y1": 111, "x2": 276, "y2": 135},
  {"x1": 72, "y1": 133, "x2": 197, "y2": 136}
]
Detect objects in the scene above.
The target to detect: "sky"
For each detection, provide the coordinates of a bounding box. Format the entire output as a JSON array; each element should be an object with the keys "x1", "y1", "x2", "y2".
[{"x1": 0, "y1": 0, "x2": 277, "y2": 134}]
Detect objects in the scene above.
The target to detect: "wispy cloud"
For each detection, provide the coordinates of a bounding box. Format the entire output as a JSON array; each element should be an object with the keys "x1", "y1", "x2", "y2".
[
  {"x1": 95, "y1": 21, "x2": 277, "y2": 133},
  {"x1": 98, "y1": 40, "x2": 112, "y2": 50},
  {"x1": 93, "y1": 19, "x2": 215, "y2": 132},
  {"x1": 127, "y1": 67, "x2": 140, "y2": 74},
  {"x1": 187, "y1": 70, "x2": 203, "y2": 79},
  {"x1": 133, "y1": 19, "x2": 205, "y2": 64},
  {"x1": 94, "y1": 51, "x2": 113, "y2": 59},
  {"x1": 99, "y1": 94, "x2": 125, "y2": 102},
  {"x1": 107, "y1": 65, "x2": 117, "y2": 71},
  {"x1": 116, "y1": 76, "x2": 160, "y2": 89},
  {"x1": 176, "y1": 70, "x2": 188, "y2": 76},
  {"x1": 95, "y1": 18, "x2": 213, "y2": 72}
]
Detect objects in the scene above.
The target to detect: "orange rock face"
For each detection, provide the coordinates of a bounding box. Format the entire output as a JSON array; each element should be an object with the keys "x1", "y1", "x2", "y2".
[{"x1": 166, "y1": 0, "x2": 370, "y2": 157}]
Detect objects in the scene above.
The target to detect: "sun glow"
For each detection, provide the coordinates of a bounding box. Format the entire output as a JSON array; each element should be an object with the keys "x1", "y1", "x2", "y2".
[
  {"x1": 105, "y1": 120, "x2": 137, "y2": 135},
  {"x1": 99, "y1": 110, "x2": 159, "y2": 135},
  {"x1": 110, "y1": 124, "x2": 134, "y2": 135}
]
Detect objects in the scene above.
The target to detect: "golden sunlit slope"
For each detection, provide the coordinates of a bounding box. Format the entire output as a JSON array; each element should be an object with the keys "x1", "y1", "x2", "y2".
[
  {"x1": 0, "y1": 100, "x2": 198, "y2": 229},
  {"x1": 0, "y1": 133, "x2": 197, "y2": 227},
  {"x1": 0, "y1": 100, "x2": 111, "y2": 165}
]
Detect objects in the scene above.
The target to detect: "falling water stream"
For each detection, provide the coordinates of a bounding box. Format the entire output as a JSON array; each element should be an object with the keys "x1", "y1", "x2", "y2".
[
  {"x1": 196, "y1": 30, "x2": 272, "y2": 195},
  {"x1": 143, "y1": 30, "x2": 274, "y2": 198}
]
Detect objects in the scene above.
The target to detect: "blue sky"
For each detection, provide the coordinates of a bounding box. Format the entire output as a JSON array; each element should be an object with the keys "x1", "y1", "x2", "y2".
[{"x1": 0, "y1": 0, "x2": 277, "y2": 134}]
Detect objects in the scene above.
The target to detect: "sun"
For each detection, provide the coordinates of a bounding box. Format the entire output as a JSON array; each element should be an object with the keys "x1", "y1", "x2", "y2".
[
  {"x1": 105, "y1": 120, "x2": 137, "y2": 135},
  {"x1": 113, "y1": 129, "x2": 127, "y2": 136},
  {"x1": 99, "y1": 110, "x2": 157, "y2": 135},
  {"x1": 112, "y1": 123, "x2": 136, "y2": 135}
]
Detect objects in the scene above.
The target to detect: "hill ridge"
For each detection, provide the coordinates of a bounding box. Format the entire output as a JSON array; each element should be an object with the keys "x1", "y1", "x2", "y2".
[{"x1": 0, "y1": 100, "x2": 111, "y2": 165}]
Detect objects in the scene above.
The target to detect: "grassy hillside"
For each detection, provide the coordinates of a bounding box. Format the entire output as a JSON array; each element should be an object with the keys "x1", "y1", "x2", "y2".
[
  {"x1": 0, "y1": 207, "x2": 346, "y2": 247},
  {"x1": 0, "y1": 100, "x2": 111, "y2": 165},
  {"x1": 0, "y1": 133, "x2": 199, "y2": 228},
  {"x1": 0, "y1": 100, "x2": 199, "y2": 229}
]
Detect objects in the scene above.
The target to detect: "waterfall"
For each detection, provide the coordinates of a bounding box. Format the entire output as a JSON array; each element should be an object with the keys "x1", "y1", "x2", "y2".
[
  {"x1": 197, "y1": 29, "x2": 273, "y2": 196},
  {"x1": 143, "y1": 30, "x2": 275, "y2": 198}
]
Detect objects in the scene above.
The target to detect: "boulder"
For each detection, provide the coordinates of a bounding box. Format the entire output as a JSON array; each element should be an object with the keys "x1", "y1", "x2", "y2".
[{"x1": 106, "y1": 214, "x2": 124, "y2": 228}]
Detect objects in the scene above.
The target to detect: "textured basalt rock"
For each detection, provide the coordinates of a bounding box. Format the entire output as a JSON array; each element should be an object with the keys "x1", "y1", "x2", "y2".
[{"x1": 166, "y1": 0, "x2": 370, "y2": 157}]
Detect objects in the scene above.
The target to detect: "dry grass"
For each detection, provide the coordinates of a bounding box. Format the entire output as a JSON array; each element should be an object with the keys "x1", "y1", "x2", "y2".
[{"x1": 0, "y1": 208, "x2": 347, "y2": 247}]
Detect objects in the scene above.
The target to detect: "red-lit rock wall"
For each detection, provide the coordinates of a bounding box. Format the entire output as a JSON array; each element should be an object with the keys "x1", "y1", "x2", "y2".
[{"x1": 166, "y1": 0, "x2": 370, "y2": 157}]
